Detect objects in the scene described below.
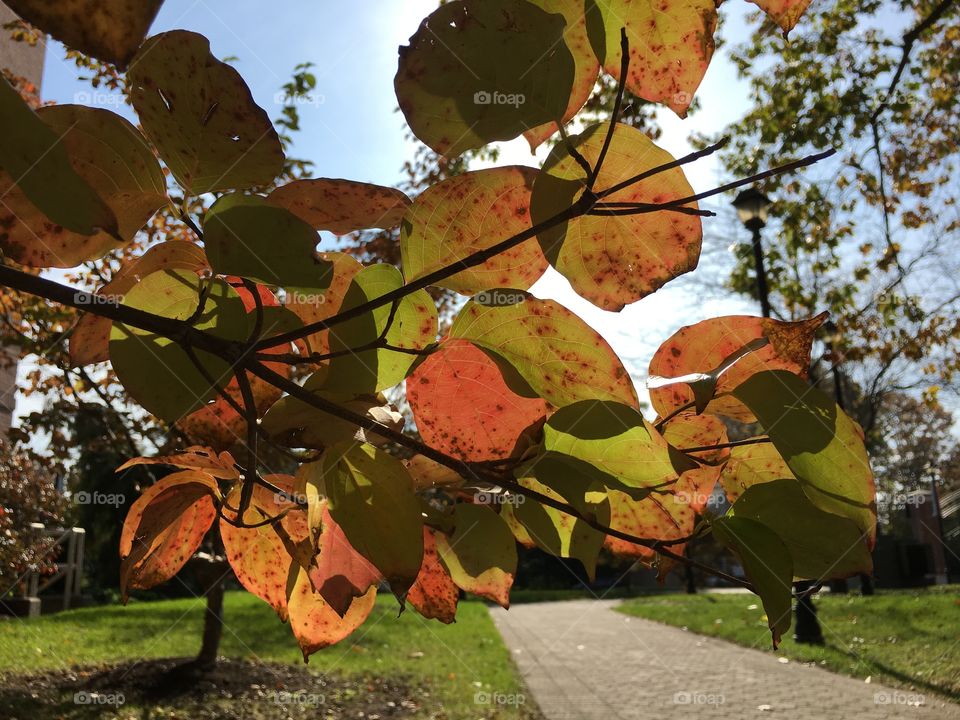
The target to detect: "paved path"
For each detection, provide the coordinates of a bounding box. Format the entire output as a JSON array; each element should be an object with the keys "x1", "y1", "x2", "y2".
[{"x1": 490, "y1": 600, "x2": 960, "y2": 719}]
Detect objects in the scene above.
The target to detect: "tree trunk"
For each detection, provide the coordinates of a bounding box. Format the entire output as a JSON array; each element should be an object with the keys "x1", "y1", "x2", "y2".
[
  {"x1": 191, "y1": 552, "x2": 229, "y2": 670},
  {"x1": 828, "y1": 578, "x2": 849, "y2": 594},
  {"x1": 859, "y1": 572, "x2": 875, "y2": 596}
]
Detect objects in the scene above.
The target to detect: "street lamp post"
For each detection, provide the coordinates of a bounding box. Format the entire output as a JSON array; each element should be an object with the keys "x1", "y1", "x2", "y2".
[
  {"x1": 732, "y1": 188, "x2": 773, "y2": 318},
  {"x1": 731, "y1": 188, "x2": 825, "y2": 645}
]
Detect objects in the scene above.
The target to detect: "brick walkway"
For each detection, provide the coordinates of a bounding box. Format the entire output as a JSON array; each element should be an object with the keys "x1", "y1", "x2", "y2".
[{"x1": 490, "y1": 600, "x2": 960, "y2": 719}]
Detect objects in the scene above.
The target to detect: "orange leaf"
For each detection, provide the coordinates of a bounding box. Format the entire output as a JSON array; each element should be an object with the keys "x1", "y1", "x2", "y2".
[
  {"x1": 595, "y1": 0, "x2": 718, "y2": 116},
  {"x1": 648, "y1": 313, "x2": 827, "y2": 421},
  {"x1": 119, "y1": 470, "x2": 219, "y2": 601},
  {"x1": 116, "y1": 446, "x2": 239, "y2": 480},
  {"x1": 308, "y1": 503, "x2": 382, "y2": 617},
  {"x1": 287, "y1": 566, "x2": 377, "y2": 661},
  {"x1": 407, "y1": 338, "x2": 547, "y2": 462},
  {"x1": 407, "y1": 528, "x2": 459, "y2": 624},
  {"x1": 662, "y1": 412, "x2": 729, "y2": 513},
  {"x1": 268, "y1": 178, "x2": 410, "y2": 236},
  {"x1": 603, "y1": 489, "x2": 694, "y2": 560},
  {"x1": 748, "y1": 0, "x2": 813, "y2": 34}
]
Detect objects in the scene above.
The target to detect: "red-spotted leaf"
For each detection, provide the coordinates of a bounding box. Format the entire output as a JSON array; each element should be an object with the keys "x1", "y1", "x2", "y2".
[
  {"x1": 128, "y1": 31, "x2": 284, "y2": 195},
  {"x1": 435, "y1": 503, "x2": 516, "y2": 608},
  {"x1": 531, "y1": 123, "x2": 702, "y2": 311},
  {"x1": 395, "y1": 0, "x2": 575, "y2": 157},
  {"x1": 401, "y1": 166, "x2": 547, "y2": 294},
  {"x1": 0, "y1": 104, "x2": 165, "y2": 268},
  {"x1": 321, "y1": 443, "x2": 424, "y2": 600},
  {"x1": 662, "y1": 412, "x2": 730, "y2": 513},
  {"x1": 732, "y1": 370, "x2": 877, "y2": 546},
  {"x1": 603, "y1": 488, "x2": 694, "y2": 560},
  {"x1": 522, "y1": 0, "x2": 602, "y2": 150},
  {"x1": 748, "y1": 0, "x2": 814, "y2": 34},
  {"x1": 593, "y1": 0, "x2": 718, "y2": 116},
  {"x1": 407, "y1": 338, "x2": 548, "y2": 462},
  {"x1": 449, "y1": 295, "x2": 638, "y2": 408},
  {"x1": 309, "y1": 502, "x2": 382, "y2": 617},
  {"x1": 648, "y1": 313, "x2": 827, "y2": 421},
  {"x1": 4, "y1": 0, "x2": 163, "y2": 67},
  {"x1": 407, "y1": 528, "x2": 459, "y2": 624},
  {"x1": 268, "y1": 179, "x2": 411, "y2": 235},
  {"x1": 119, "y1": 470, "x2": 219, "y2": 601},
  {"x1": 286, "y1": 565, "x2": 377, "y2": 661},
  {"x1": 405, "y1": 455, "x2": 466, "y2": 491},
  {"x1": 70, "y1": 241, "x2": 209, "y2": 366},
  {"x1": 220, "y1": 492, "x2": 294, "y2": 621},
  {"x1": 117, "y1": 446, "x2": 239, "y2": 480}
]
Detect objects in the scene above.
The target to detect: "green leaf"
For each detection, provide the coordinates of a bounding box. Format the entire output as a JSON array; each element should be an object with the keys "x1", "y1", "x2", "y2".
[
  {"x1": 3, "y1": 0, "x2": 163, "y2": 67},
  {"x1": 732, "y1": 479, "x2": 872, "y2": 580},
  {"x1": 400, "y1": 166, "x2": 547, "y2": 294},
  {"x1": 394, "y1": 0, "x2": 576, "y2": 157},
  {"x1": 512, "y1": 473, "x2": 609, "y2": 581},
  {"x1": 449, "y1": 296, "x2": 638, "y2": 408},
  {"x1": 128, "y1": 31, "x2": 284, "y2": 195},
  {"x1": 720, "y1": 442, "x2": 795, "y2": 504},
  {"x1": 320, "y1": 443, "x2": 424, "y2": 600},
  {"x1": 0, "y1": 78, "x2": 116, "y2": 247},
  {"x1": 435, "y1": 503, "x2": 517, "y2": 608},
  {"x1": 531, "y1": 122, "x2": 701, "y2": 311},
  {"x1": 321, "y1": 265, "x2": 437, "y2": 393},
  {"x1": 712, "y1": 516, "x2": 793, "y2": 648},
  {"x1": 731, "y1": 370, "x2": 877, "y2": 545},
  {"x1": 541, "y1": 400, "x2": 685, "y2": 492},
  {"x1": 203, "y1": 194, "x2": 332, "y2": 289},
  {"x1": 109, "y1": 270, "x2": 250, "y2": 421}
]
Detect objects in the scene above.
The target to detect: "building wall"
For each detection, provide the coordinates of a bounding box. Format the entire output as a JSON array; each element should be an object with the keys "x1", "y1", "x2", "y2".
[{"x1": 0, "y1": 2, "x2": 45, "y2": 436}]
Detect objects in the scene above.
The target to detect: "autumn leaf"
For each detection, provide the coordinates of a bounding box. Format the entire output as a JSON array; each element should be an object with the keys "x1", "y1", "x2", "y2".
[
  {"x1": 401, "y1": 166, "x2": 547, "y2": 294},
  {"x1": 532, "y1": 123, "x2": 701, "y2": 311},
  {"x1": 407, "y1": 528, "x2": 460, "y2": 624},
  {"x1": 407, "y1": 338, "x2": 548, "y2": 462},
  {"x1": 268, "y1": 178, "x2": 411, "y2": 235}
]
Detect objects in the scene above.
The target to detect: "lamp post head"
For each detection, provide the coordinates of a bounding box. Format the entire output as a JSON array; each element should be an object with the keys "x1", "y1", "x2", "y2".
[{"x1": 732, "y1": 188, "x2": 772, "y2": 231}]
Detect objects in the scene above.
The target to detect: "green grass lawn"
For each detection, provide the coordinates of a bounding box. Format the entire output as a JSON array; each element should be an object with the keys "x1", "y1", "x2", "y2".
[
  {"x1": 0, "y1": 591, "x2": 538, "y2": 719},
  {"x1": 619, "y1": 585, "x2": 960, "y2": 700}
]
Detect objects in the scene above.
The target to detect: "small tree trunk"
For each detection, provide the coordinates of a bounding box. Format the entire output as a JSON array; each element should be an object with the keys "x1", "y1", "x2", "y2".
[
  {"x1": 684, "y1": 556, "x2": 697, "y2": 594},
  {"x1": 828, "y1": 578, "x2": 849, "y2": 594},
  {"x1": 859, "y1": 572, "x2": 875, "y2": 596},
  {"x1": 190, "y1": 552, "x2": 229, "y2": 670},
  {"x1": 196, "y1": 577, "x2": 224, "y2": 668}
]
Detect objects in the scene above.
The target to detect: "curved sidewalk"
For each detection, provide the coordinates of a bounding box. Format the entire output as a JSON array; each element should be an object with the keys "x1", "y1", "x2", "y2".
[{"x1": 490, "y1": 599, "x2": 960, "y2": 719}]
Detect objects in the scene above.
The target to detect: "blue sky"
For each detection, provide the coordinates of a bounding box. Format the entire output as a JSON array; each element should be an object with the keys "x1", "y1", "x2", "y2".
[{"x1": 25, "y1": 0, "x2": 770, "y2": 418}]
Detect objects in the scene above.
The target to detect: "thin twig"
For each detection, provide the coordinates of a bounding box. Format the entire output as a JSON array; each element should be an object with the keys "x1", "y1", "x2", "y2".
[{"x1": 588, "y1": 27, "x2": 630, "y2": 189}]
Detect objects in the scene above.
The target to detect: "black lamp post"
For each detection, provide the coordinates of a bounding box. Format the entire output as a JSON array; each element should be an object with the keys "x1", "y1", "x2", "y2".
[
  {"x1": 732, "y1": 188, "x2": 773, "y2": 318},
  {"x1": 731, "y1": 188, "x2": 825, "y2": 644}
]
